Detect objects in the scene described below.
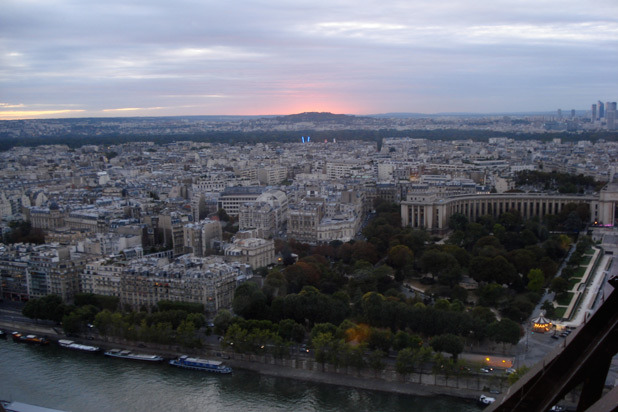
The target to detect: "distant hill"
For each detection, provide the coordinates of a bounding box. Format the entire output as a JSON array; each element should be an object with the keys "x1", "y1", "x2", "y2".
[{"x1": 274, "y1": 112, "x2": 370, "y2": 123}]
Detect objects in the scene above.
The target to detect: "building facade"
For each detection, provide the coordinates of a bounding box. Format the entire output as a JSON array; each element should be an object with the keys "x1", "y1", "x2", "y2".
[
  {"x1": 81, "y1": 255, "x2": 250, "y2": 315},
  {"x1": 401, "y1": 184, "x2": 618, "y2": 231},
  {"x1": 224, "y1": 236, "x2": 276, "y2": 269}
]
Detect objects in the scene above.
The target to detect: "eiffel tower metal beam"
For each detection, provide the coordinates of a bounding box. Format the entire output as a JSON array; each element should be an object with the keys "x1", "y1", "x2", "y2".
[{"x1": 485, "y1": 275, "x2": 618, "y2": 412}]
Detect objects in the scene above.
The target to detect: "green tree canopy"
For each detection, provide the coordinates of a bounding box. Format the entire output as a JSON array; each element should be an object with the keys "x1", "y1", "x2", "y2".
[
  {"x1": 430, "y1": 333, "x2": 464, "y2": 362},
  {"x1": 526, "y1": 268, "x2": 545, "y2": 293},
  {"x1": 488, "y1": 318, "x2": 522, "y2": 345}
]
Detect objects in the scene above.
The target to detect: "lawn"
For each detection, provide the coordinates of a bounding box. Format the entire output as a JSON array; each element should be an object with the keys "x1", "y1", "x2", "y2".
[
  {"x1": 580, "y1": 255, "x2": 592, "y2": 265},
  {"x1": 574, "y1": 267, "x2": 586, "y2": 277},
  {"x1": 556, "y1": 292, "x2": 574, "y2": 306},
  {"x1": 568, "y1": 277, "x2": 582, "y2": 290},
  {"x1": 554, "y1": 306, "x2": 567, "y2": 319}
]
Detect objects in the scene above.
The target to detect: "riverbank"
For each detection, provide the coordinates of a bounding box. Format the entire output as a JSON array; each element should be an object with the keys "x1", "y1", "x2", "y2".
[{"x1": 0, "y1": 320, "x2": 489, "y2": 402}]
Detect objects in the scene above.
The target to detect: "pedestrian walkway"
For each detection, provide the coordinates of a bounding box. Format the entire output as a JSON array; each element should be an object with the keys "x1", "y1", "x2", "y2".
[{"x1": 555, "y1": 249, "x2": 614, "y2": 331}]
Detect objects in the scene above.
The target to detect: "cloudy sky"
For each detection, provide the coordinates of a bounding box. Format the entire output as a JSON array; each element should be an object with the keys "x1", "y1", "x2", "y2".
[{"x1": 1, "y1": 0, "x2": 617, "y2": 119}]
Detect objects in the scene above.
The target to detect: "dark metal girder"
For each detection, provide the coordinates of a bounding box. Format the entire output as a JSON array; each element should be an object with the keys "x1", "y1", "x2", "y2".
[{"x1": 485, "y1": 276, "x2": 618, "y2": 412}]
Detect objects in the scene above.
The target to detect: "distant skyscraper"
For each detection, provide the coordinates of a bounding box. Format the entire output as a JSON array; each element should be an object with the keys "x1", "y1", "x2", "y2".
[
  {"x1": 570, "y1": 109, "x2": 575, "y2": 119},
  {"x1": 607, "y1": 102, "x2": 617, "y2": 130},
  {"x1": 557, "y1": 109, "x2": 562, "y2": 119},
  {"x1": 591, "y1": 104, "x2": 597, "y2": 122},
  {"x1": 598, "y1": 101, "x2": 604, "y2": 119}
]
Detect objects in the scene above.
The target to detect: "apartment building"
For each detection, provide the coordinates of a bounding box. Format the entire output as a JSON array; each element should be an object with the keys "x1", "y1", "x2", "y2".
[
  {"x1": 224, "y1": 235, "x2": 275, "y2": 269},
  {"x1": 0, "y1": 243, "x2": 31, "y2": 301},
  {"x1": 258, "y1": 166, "x2": 288, "y2": 185},
  {"x1": 81, "y1": 255, "x2": 248, "y2": 314},
  {"x1": 217, "y1": 186, "x2": 267, "y2": 216},
  {"x1": 238, "y1": 189, "x2": 288, "y2": 238},
  {"x1": 183, "y1": 218, "x2": 222, "y2": 256}
]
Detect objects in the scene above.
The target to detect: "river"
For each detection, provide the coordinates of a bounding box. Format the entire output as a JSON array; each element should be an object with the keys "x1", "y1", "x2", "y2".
[{"x1": 0, "y1": 339, "x2": 481, "y2": 412}]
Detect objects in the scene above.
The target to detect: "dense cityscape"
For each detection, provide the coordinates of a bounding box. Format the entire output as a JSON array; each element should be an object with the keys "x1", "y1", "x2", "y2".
[
  {"x1": 1, "y1": 112, "x2": 617, "y2": 310},
  {"x1": 3, "y1": 0, "x2": 618, "y2": 409},
  {"x1": 0, "y1": 107, "x2": 617, "y2": 411}
]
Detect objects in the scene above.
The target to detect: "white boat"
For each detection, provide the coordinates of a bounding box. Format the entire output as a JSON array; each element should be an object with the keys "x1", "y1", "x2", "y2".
[
  {"x1": 169, "y1": 355, "x2": 232, "y2": 373},
  {"x1": 104, "y1": 349, "x2": 164, "y2": 362},
  {"x1": 478, "y1": 394, "x2": 496, "y2": 406},
  {"x1": 58, "y1": 339, "x2": 100, "y2": 352}
]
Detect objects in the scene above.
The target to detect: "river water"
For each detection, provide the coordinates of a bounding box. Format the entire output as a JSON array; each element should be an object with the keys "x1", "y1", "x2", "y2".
[{"x1": 0, "y1": 339, "x2": 481, "y2": 412}]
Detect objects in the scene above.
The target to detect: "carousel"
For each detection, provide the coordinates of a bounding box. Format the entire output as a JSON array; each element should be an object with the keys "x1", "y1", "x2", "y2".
[{"x1": 531, "y1": 311, "x2": 552, "y2": 333}]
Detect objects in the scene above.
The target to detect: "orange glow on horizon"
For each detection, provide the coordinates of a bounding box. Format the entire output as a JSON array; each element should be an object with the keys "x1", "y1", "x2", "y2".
[
  {"x1": 0, "y1": 109, "x2": 86, "y2": 120},
  {"x1": 235, "y1": 93, "x2": 367, "y2": 116}
]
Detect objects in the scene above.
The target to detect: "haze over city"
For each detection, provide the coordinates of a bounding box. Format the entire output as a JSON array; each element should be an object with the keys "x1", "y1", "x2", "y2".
[{"x1": 2, "y1": 0, "x2": 617, "y2": 120}]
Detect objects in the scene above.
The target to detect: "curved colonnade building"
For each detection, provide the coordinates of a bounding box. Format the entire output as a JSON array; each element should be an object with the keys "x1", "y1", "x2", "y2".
[{"x1": 401, "y1": 183, "x2": 618, "y2": 231}]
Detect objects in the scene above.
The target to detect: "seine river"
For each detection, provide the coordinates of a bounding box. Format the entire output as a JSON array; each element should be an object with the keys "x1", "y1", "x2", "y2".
[{"x1": 0, "y1": 339, "x2": 481, "y2": 412}]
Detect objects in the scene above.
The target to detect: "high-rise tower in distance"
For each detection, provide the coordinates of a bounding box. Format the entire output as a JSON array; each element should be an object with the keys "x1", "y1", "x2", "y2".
[
  {"x1": 607, "y1": 102, "x2": 617, "y2": 129},
  {"x1": 591, "y1": 103, "x2": 597, "y2": 122},
  {"x1": 598, "y1": 101, "x2": 604, "y2": 119}
]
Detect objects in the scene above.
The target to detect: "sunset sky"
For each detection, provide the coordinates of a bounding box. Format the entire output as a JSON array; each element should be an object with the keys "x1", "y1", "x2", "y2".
[{"x1": 2, "y1": 0, "x2": 617, "y2": 119}]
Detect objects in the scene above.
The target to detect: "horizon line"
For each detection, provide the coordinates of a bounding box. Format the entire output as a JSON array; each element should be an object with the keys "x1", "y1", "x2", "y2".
[{"x1": 0, "y1": 109, "x2": 592, "y2": 122}]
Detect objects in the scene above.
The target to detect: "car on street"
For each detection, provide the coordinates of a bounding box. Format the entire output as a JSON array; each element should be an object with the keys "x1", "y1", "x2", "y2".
[{"x1": 480, "y1": 367, "x2": 493, "y2": 373}]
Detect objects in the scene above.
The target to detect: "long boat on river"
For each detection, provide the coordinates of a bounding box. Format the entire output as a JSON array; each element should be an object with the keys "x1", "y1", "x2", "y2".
[
  {"x1": 11, "y1": 331, "x2": 50, "y2": 345},
  {"x1": 169, "y1": 355, "x2": 232, "y2": 373},
  {"x1": 58, "y1": 339, "x2": 100, "y2": 353},
  {"x1": 103, "y1": 349, "x2": 164, "y2": 362}
]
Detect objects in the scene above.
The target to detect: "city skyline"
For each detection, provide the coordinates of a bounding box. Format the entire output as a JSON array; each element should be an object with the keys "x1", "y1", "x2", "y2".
[{"x1": 2, "y1": 0, "x2": 617, "y2": 120}]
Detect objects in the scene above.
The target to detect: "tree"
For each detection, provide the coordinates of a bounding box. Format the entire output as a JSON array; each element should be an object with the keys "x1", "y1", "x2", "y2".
[
  {"x1": 22, "y1": 299, "x2": 43, "y2": 321},
  {"x1": 157, "y1": 300, "x2": 204, "y2": 314},
  {"x1": 368, "y1": 350, "x2": 385, "y2": 377},
  {"x1": 278, "y1": 318, "x2": 305, "y2": 343},
  {"x1": 94, "y1": 309, "x2": 114, "y2": 336},
  {"x1": 488, "y1": 318, "x2": 521, "y2": 346},
  {"x1": 507, "y1": 365, "x2": 530, "y2": 386},
  {"x1": 396, "y1": 348, "x2": 416, "y2": 380},
  {"x1": 420, "y1": 249, "x2": 461, "y2": 286},
  {"x1": 448, "y1": 213, "x2": 468, "y2": 231},
  {"x1": 177, "y1": 320, "x2": 198, "y2": 347},
  {"x1": 264, "y1": 269, "x2": 288, "y2": 299},
  {"x1": 411, "y1": 345, "x2": 432, "y2": 379},
  {"x1": 387, "y1": 245, "x2": 414, "y2": 280},
  {"x1": 541, "y1": 300, "x2": 556, "y2": 318},
  {"x1": 507, "y1": 249, "x2": 536, "y2": 276},
  {"x1": 310, "y1": 322, "x2": 338, "y2": 342},
  {"x1": 23, "y1": 295, "x2": 66, "y2": 323},
  {"x1": 217, "y1": 208, "x2": 230, "y2": 222},
  {"x1": 478, "y1": 283, "x2": 505, "y2": 307},
  {"x1": 550, "y1": 277, "x2": 569, "y2": 297},
  {"x1": 312, "y1": 332, "x2": 336, "y2": 371},
  {"x1": 430, "y1": 334, "x2": 464, "y2": 362},
  {"x1": 213, "y1": 309, "x2": 233, "y2": 335},
  {"x1": 186, "y1": 312, "x2": 206, "y2": 329},
  {"x1": 351, "y1": 241, "x2": 379, "y2": 265},
  {"x1": 393, "y1": 330, "x2": 422, "y2": 351},
  {"x1": 284, "y1": 261, "x2": 321, "y2": 293},
  {"x1": 361, "y1": 292, "x2": 385, "y2": 326},
  {"x1": 526, "y1": 268, "x2": 545, "y2": 293},
  {"x1": 232, "y1": 282, "x2": 268, "y2": 319},
  {"x1": 62, "y1": 311, "x2": 83, "y2": 335},
  {"x1": 346, "y1": 344, "x2": 367, "y2": 376},
  {"x1": 368, "y1": 328, "x2": 392, "y2": 352}
]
